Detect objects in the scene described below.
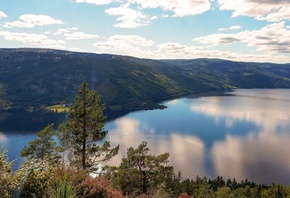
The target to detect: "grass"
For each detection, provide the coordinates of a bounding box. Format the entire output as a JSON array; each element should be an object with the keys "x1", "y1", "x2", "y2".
[{"x1": 48, "y1": 105, "x2": 69, "y2": 113}]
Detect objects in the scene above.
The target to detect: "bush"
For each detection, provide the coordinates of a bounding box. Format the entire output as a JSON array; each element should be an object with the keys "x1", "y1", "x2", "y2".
[
  {"x1": 0, "y1": 149, "x2": 22, "y2": 198},
  {"x1": 48, "y1": 175, "x2": 77, "y2": 198},
  {"x1": 79, "y1": 176, "x2": 124, "y2": 198},
  {"x1": 18, "y1": 159, "x2": 54, "y2": 197}
]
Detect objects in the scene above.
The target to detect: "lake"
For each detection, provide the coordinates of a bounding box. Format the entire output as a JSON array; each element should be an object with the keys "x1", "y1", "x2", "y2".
[{"x1": 1, "y1": 89, "x2": 290, "y2": 185}]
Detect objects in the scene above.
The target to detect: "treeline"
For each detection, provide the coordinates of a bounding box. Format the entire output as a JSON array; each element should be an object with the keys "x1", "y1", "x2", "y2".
[
  {"x1": 1, "y1": 81, "x2": 290, "y2": 197},
  {"x1": 2, "y1": 146, "x2": 290, "y2": 198}
]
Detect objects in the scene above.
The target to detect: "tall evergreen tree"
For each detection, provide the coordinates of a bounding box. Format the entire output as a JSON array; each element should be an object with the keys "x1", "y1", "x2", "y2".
[
  {"x1": 20, "y1": 123, "x2": 60, "y2": 162},
  {"x1": 58, "y1": 81, "x2": 119, "y2": 171}
]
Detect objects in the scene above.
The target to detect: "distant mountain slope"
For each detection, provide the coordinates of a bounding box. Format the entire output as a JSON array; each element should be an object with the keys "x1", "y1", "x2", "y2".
[{"x1": 0, "y1": 48, "x2": 290, "y2": 112}]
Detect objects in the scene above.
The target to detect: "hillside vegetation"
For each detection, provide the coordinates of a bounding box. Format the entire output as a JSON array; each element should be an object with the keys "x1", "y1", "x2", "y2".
[{"x1": 1, "y1": 48, "x2": 290, "y2": 114}]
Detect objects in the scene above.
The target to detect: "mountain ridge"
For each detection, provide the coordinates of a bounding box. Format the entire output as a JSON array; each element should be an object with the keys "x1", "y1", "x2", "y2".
[{"x1": 1, "y1": 48, "x2": 290, "y2": 115}]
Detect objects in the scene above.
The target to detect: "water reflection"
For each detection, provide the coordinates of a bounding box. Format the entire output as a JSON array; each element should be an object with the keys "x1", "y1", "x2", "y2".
[
  {"x1": 212, "y1": 132, "x2": 290, "y2": 185},
  {"x1": 0, "y1": 132, "x2": 8, "y2": 143},
  {"x1": 2, "y1": 89, "x2": 290, "y2": 185},
  {"x1": 105, "y1": 89, "x2": 290, "y2": 185},
  {"x1": 190, "y1": 89, "x2": 290, "y2": 132},
  {"x1": 0, "y1": 132, "x2": 36, "y2": 169},
  {"x1": 190, "y1": 89, "x2": 290, "y2": 184},
  {"x1": 106, "y1": 117, "x2": 206, "y2": 177}
]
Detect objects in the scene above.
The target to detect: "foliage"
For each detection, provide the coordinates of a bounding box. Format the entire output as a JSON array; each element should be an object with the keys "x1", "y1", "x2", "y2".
[
  {"x1": 4, "y1": 145, "x2": 290, "y2": 197},
  {"x1": 0, "y1": 149, "x2": 23, "y2": 198},
  {"x1": 20, "y1": 123, "x2": 61, "y2": 163},
  {"x1": 167, "y1": 175, "x2": 290, "y2": 198},
  {"x1": 79, "y1": 176, "x2": 124, "y2": 198},
  {"x1": 47, "y1": 168, "x2": 124, "y2": 198},
  {"x1": 178, "y1": 193, "x2": 190, "y2": 198},
  {"x1": 49, "y1": 176, "x2": 76, "y2": 198},
  {"x1": 18, "y1": 159, "x2": 55, "y2": 197},
  {"x1": 107, "y1": 141, "x2": 174, "y2": 197},
  {"x1": 58, "y1": 81, "x2": 119, "y2": 171},
  {"x1": 47, "y1": 167, "x2": 87, "y2": 198}
]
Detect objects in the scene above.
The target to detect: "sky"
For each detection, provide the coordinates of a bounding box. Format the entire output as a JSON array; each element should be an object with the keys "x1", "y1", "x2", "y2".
[{"x1": 1, "y1": 0, "x2": 290, "y2": 63}]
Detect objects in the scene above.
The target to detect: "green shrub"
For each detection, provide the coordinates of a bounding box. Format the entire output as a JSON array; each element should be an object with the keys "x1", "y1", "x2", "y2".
[
  {"x1": 18, "y1": 159, "x2": 54, "y2": 197},
  {"x1": 0, "y1": 149, "x2": 21, "y2": 198},
  {"x1": 47, "y1": 167, "x2": 87, "y2": 198}
]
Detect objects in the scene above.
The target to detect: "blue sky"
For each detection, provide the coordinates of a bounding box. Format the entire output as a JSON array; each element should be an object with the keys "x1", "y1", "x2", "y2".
[{"x1": 0, "y1": 0, "x2": 290, "y2": 63}]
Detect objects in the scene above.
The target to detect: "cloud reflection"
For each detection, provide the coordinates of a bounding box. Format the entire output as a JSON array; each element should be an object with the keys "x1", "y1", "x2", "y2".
[
  {"x1": 189, "y1": 89, "x2": 290, "y2": 184},
  {"x1": 106, "y1": 118, "x2": 148, "y2": 164},
  {"x1": 0, "y1": 132, "x2": 8, "y2": 144},
  {"x1": 165, "y1": 99, "x2": 180, "y2": 105},
  {"x1": 169, "y1": 133, "x2": 205, "y2": 177},
  {"x1": 190, "y1": 89, "x2": 290, "y2": 132},
  {"x1": 212, "y1": 131, "x2": 290, "y2": 185},
  {"x1": 106, "y1": 90, "x2": 290, "y2": 184},
  {"x1": 106, "y1": 117, "x2": 206, "y2": 177}
]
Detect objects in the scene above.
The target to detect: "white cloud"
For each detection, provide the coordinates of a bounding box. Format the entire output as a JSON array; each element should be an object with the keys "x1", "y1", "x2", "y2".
[
  {"x1": 157, "y1": 41, "x2": 288, "y2": 63},
  {"x1": 193, "y1": 33, "x2": 243, "y2": 45},
  {"x1": 128, "y1": 0, "x2": 211, "y2": 17},
  {"x1": 70, "y1": 26, "x2": 78, "y2": 31},
  {"x1": 54, "y1": 28, "x2": 99, "y2": 40},
  {"x1": 104, "y1": 0, "x2": 212, "y2": 28},
  {"x1": 3, "y1": 21, "x2": 35, "y2": 28},
  {"x1": 65, "y1": 31, "x2": 99, "y2": 40},
  {"x1": 0, "y1": 31, "x2": 65, "y2": 49},
  {"x1": 218, "y1": 28, "x2": 227, "y2": 31},
  {"x1": 97, "y1": 35, "x2": 154, "y2": 47},
  {"x1": 92, "y1": 33, "x2": 289, "y2": 63},
  {"x1": 105, "y1": 6, "x2": 149, "y2": 28},
  {"x1": 94, "y1": 35, "x2": 155, "y2": 57},
  {"x1": 218, "y1": 25, "x2": 242, "y2": 31},
  {"x1": 95, "y1": 34, "x2": 154, "y2": 48},
  {"x1": 247, "y1": 22, "x2": 290, "y2": 53},
  {"x1": 54, "y1": 28, "x2": 70, "y2": 35},
  {"x1": 161, "y1": 13, "x2": 170, "y2": 18},
  {"x1": 157, "y1": 42, "x2": 190, "y2": 54},
  {"x1": 75, "y1": 0, "x2": 113, "y2": 5},
  {"x1": 194, "y1": 22, "x2": 290, "y2": 54},
  {"x1": 0, "y1": 11, "x2": 7, "y2": 19},
  {"x1": 218, "y1": 0, "x2": 290, "y2": 22},
  {"x1": 4, "y1": 14, "x2": 64, "y2": 28},
  {"x1": 20, "y1": 14, "x2": 63, "y2": 26},
  {"x1": 230, "y1": 25, "x2": 242, "y2": 30}
]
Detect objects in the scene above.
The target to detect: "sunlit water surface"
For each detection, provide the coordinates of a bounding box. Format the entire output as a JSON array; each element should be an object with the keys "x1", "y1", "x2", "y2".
[
  {"x1": 105, "y1": 89, "x2": 290, "y2": 185},
  {"x1": 1, "y1": 89, "x2": 290, "y2": 185}
]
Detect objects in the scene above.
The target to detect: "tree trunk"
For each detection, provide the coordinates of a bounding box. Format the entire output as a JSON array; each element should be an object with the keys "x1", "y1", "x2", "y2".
[
  {"x1": 142, "y1": 172, "x2": 148, "y2": 194},
  {"x1": 82, "y1": 103, "x2": 87, "y2": 170}
]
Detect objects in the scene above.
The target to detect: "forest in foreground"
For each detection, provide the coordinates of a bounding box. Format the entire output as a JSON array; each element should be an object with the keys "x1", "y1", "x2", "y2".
[{"x1": 1, "y1": 81, "x2": 290, "y2": 198}]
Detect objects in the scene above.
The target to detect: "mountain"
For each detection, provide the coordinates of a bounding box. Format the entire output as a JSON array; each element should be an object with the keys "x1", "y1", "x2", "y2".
[{"x1": 1, "y1": 48, "x2": 290, "y2": 114}]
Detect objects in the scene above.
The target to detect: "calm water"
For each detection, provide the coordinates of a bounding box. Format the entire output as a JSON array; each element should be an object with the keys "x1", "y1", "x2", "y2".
[{"x1": 1, "y1": 89, "x2": 290, "y2": 184}]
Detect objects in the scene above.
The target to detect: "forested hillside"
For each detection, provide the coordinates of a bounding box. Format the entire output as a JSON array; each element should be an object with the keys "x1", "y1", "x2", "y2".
[{"x1": 1, "y1": 48, "x2": 290, "y2": 113}]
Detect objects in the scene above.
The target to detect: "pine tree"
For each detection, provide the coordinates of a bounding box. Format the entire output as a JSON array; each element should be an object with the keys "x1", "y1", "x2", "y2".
[
  {"x1": 58, "y1": 81, "x2": 119, "y2": 171},
  {"x1": 20, "y1": 123, "x2": 60, "y2": 162},
  {"x1": 109, "y1": 141, "x2": 174, "y2": 196}
]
